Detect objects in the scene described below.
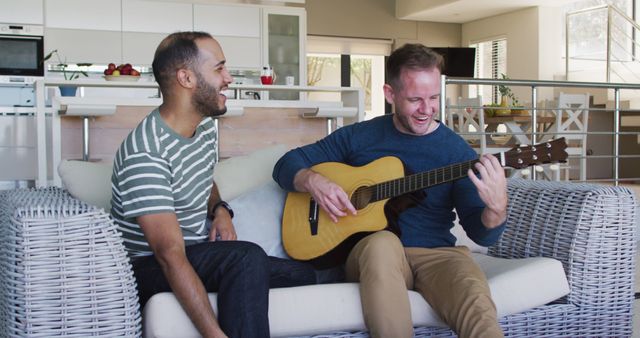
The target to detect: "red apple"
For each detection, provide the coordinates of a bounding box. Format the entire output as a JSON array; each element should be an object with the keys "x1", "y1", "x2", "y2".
[
  {"x1": 104, "y1": 68, "x2": 114, "y2": 75},
  {"x1": 108, "y1": 63, "x2": 116, "y2": 70},
  {"x1": 130, "y1": 69, "x2": 140, "y2": 76}
]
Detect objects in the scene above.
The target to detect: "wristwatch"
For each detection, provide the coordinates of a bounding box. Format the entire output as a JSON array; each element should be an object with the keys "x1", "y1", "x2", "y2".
[{"x1": 209, "y1": 201, "x2": 234, "y2": 220}]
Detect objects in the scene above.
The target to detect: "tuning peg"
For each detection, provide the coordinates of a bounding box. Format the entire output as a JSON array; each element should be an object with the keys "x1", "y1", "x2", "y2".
[
  {"x1": 521, "y1": 168, "x2": 531, "y2": 176},
  {"x1": 535, "y1": 166, "x2": 544, "y2": 172},
  {"x1": 549, "y1": 164, "x2": 560, "y2": 171}
]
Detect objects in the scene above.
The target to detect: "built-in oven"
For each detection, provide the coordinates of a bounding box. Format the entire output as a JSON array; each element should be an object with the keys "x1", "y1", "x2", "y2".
[{"x1": 0, "y1": 23, "x2": 45, "y2": 84}]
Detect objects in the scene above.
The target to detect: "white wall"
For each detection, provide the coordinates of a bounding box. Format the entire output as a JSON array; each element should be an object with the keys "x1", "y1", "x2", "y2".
[
  {"x1": 537, "y1": 6, "x2": 565, "y2": 100},
  {"x1": 462, "y1": 6, "x2": 567, "y2": 102},
  {"x1": 306, "y1": 0, "x2": 461, "y2": 48},
  {"x1": 462, "y1": 7, "x2": 539, "y2": 103},
  {"x1": 537, "y1": 6, "x2": 564, "y2": 81}
]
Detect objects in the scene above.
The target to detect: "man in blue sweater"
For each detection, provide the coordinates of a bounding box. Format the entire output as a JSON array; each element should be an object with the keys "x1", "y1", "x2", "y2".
[{"x1": 273, "y1": 44, "x2": 507, "y2": 338}]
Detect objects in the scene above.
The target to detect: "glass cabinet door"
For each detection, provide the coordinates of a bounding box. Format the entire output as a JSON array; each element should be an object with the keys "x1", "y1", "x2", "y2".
[{"x1": 264, "y1": 8, "x2": 306, "y2": 100}]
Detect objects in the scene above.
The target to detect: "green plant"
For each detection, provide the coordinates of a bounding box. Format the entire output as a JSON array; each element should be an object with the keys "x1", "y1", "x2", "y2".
[
  {"x1": 43, "y1": 50, "x2": 92, "y2": 80},
  {"x1": 483, "y1": 103, "x2": 501, "y2": 117},
  {"x1": 498, "y1": 73, "x2": 519, "y2": 106}
]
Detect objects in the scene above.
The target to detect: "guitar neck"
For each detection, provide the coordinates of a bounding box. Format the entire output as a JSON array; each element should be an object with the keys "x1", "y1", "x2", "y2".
[{"x1": 370, "y1": 153, "x2": 501, "y2": 202}]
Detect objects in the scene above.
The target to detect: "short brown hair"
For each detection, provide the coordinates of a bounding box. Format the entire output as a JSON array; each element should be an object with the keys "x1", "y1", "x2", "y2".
[
  {"x1": 152, "y1": 31, "x2": 213, "y2": 95},
  {"x1": 386, "y1": 43, "x2": 444, "y2": 89}
]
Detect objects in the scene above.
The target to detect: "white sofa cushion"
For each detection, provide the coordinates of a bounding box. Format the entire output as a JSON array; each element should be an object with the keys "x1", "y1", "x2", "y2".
[
  {"x1": 452, "y1": 218, "x2": 489, "y2": 254},
  {"x1": 229, "y1": 181, "x2": 289, "y2": 259},
  {"x1": 58, "y1": 159, "x2": 113, "y2": 211},
  {"x1": 57, "y1": 144, "x2": 288, "y2": 213},
  {"x1": 142, "y1": 253, "x2": 570, "y2": 338},
  {"x1": 214, "y1": 144, "x2": 287, "y2": 201}
]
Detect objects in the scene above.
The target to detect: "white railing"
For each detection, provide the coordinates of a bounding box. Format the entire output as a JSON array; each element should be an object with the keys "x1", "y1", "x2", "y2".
[{"x1": 440, "y1": 76, "x2": 640, "y2": 185}]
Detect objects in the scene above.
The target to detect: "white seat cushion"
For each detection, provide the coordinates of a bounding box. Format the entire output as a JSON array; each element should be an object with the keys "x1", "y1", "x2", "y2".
[
  {"x1": 58, "y1": 159, "x2": 113, "y2": 211},
  {"x1": 142, "y1": 253, "x2": 569, "y2": 338},
  {"x1": 214, "y1": 144, "x2": 287, "y2": 201},
  {"x1": 229, "y1": 181, "x2": 289, "y2": 259},
  {"x1": 57, "y1": 144, "x2": 288, "y2": 214}
]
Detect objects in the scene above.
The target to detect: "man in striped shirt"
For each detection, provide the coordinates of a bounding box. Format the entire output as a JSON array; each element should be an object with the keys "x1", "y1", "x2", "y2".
[{"x1": 111, "y1": 32, "x2": 309, "y2": 338}]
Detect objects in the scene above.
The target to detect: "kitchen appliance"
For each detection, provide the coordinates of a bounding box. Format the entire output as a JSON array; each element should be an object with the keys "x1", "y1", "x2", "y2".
[{"x1": 0, "y1": 23, "x2": 45, "y2": 84}]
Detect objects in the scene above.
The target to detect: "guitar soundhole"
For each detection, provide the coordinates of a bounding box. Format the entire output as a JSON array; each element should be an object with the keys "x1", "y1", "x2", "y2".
[{"x1": 351, "y1": 186, "x2": 372, "y2": 210}]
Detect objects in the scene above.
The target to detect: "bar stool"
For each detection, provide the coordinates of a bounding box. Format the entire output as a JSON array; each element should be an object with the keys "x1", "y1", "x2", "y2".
[{"x1": 57, "y1": 102, "x2": 117, "y2": 161}]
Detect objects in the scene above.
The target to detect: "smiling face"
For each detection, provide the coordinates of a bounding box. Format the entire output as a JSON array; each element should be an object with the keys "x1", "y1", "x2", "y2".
[
  {"x1": 384, "y1": 67, "x2": 441, "y2": 136},
  {"x1": 192, "y1": 38, "x2": 233, "y2": 118}
]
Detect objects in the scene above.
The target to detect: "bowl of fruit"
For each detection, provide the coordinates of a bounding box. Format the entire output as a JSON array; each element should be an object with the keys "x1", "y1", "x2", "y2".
[{"x1": 104, "y1": 63, "x2": 141, "y2": 81}]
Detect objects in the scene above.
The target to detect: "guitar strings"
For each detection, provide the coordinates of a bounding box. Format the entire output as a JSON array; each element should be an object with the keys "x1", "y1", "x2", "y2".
[{"x1": 353, "y1": 159, "x2": 480, "y2": 203}]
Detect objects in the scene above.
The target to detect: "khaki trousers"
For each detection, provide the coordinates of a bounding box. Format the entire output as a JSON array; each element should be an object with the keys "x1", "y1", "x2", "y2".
[{"x1": 345, "y1": 231, "x2": 503, "y2": 338}]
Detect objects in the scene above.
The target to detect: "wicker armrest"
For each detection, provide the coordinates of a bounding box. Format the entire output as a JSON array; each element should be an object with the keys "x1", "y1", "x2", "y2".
[
  {"x1": 0, "y1": 187, "x2": 141, "y2": 336},
  {"x1": 489, "y1": 178, "x2": 637, "y2": 308}
]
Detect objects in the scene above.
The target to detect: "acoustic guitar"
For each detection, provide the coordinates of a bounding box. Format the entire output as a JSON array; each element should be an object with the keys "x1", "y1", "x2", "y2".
[{"x1": 282, "y1": 138, "x2": 568, "y2": 268}]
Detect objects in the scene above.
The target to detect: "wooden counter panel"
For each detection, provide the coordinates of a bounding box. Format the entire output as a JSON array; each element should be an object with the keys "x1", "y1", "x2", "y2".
[
  {"x1": 60, "y1": 106, "x2": 149, "y2": 163},
  {"x1": 219, "y1": 107, "x2": 326, "y2": 158},
  {"x1": 60, "y1": 106, "x2": 328, "y2": 162}
]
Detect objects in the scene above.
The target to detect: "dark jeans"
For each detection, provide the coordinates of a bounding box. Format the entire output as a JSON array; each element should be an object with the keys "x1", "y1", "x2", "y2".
[{"x1": 131, "y1": 240, "x2": 322, "y2": 338}]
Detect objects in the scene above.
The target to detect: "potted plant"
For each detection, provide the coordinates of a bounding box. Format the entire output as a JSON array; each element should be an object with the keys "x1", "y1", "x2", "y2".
[
  {"x1": 495, "y1": 73, "x2": 515, "y2": 116},
  {"x1": 43, "y1": 49, "x2": 92, "y2": 96}
]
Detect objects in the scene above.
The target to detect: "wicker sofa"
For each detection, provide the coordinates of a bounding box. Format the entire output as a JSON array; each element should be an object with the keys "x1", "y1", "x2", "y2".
[{"x1": 1, "y1": 146, "x2": 637, "y2": 337}]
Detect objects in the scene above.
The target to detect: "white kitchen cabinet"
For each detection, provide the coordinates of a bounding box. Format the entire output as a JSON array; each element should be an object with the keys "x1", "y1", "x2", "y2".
[
  {"x1": 194, "y1": 4, "x2": 261, "y2": 38},
  {"x1": 122, "y1": 32, "x2": 166, "y2": 66},
  {"x1": 44, "y1": 28, "x2": 122, "y2": 64},
  {"x1": 262, "y1": 7, "x2": 306, "y2": 99},
  {"x1": 122, "y1": 1, "x2": 192, "y2": 33},
  {"x1": 216, "y1": 36, "x2": 262, "y2": 70},
  {"x1": 0, "y1": 0, "x2": 44, "y2": 25},
  {"x1": 0, "y1": 114, "x2": 51, "y2": 181},
  {"x1": 45, "y1": 0, "x2": 121, "y2": 31},
  {"x1": 193, "y1": 4, "x2": 262, "y2": 70}
]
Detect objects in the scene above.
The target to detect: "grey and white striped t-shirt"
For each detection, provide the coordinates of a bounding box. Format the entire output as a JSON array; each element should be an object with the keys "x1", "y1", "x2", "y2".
[{"x1": 110, "y1": 108, "x2": 217, "y2": 257}]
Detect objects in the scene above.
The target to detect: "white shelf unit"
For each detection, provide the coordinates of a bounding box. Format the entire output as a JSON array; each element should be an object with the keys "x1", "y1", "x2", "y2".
[{"x1": 33, "y1": 79, "x2": 363, "y2": 187}]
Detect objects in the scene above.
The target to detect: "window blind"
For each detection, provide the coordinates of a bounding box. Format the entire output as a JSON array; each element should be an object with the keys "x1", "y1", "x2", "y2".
[{"x1": 469, "y1": 38, "x2": 507, "y2": 104}]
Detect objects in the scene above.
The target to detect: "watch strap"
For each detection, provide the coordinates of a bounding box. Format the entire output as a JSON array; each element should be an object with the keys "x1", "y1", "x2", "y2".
[{"x1": 209, "y1": 201, "x2": 234, "y2": 220}]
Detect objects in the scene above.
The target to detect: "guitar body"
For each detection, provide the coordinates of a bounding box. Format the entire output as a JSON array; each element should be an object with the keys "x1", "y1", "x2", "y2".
[{"x1": 282, "y1": 156, "x2": 405, "y2": 266}]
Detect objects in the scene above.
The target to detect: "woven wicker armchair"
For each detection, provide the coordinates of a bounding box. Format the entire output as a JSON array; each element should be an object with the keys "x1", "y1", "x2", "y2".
[
  {"x1": 309, "y1": 179, "x2": 638, "y2": 338},
  {"x1": 0, "y1": 187, "x2": 141, "y2": 337}
]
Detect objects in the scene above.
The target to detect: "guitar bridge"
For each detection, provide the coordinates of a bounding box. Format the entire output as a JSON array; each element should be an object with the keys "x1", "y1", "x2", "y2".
[{"x1": 309, "y1": 198, "x2": 319, "y2": 236}]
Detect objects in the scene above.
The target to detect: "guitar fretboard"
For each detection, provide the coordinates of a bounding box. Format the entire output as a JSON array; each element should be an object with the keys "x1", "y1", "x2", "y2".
[
  {"x1": 369, "y1": 158, "x2": 480, "y2": 202},
  {"x1": 349, "y1": 137, "x2": 565, "y2": 207}
]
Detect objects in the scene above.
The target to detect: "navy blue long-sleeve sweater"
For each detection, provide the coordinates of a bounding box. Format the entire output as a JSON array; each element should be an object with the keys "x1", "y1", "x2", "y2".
[{"x1": 272, "y1": 114, "x2": 505, "y2": 248}]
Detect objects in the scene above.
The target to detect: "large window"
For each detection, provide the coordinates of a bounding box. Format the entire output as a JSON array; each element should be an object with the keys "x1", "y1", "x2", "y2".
[
  {"x1": 563, "y1": 0, "x2": 638, "y2": 83},
  {"x1": 564, "y1": 0, "x2": 633, "y2": 61},
  {"x1": 469, "y1": 38, "x2": 507, "y2": 104},
  {"x1": 306, "y1": 36, "x2": 390, "y2": 120}
]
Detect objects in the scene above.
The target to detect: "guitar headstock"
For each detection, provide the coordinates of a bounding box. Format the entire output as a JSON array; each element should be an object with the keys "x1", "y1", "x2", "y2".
[{"x1": 502, "y1": 138, "x2": 568, "y2": 169}]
